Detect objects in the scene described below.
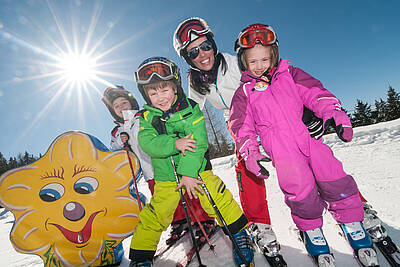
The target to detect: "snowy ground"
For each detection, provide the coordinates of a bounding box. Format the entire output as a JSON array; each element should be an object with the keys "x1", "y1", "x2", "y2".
[{"x1": 1, "y1": 119, "x2": 400, "y2": 266}]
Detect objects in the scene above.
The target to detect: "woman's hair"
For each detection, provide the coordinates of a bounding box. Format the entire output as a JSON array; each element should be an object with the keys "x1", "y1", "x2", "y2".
[
  {"x1": 188, "y1": 53, "x2": 227, "y2": 95},
  {"x1": 143, "y1": 80, "x2": 177, "y2": 93},
  {"x1": 240, "y1": 43, "x2": 279, "y2": 71}
]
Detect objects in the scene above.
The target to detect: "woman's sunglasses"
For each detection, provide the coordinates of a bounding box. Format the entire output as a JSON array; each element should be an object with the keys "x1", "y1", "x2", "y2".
[{"x1": 187, "y1": 39, "x2": 213, "y2": 60}]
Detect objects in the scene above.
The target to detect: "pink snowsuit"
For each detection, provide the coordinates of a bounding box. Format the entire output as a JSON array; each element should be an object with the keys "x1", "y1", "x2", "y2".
[{"x1": 229, "y1": 59, "x2": 364, "y2": 231}]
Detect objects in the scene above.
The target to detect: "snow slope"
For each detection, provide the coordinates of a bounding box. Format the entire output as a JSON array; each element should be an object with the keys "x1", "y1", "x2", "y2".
[{"x1": 1, "y1": 119, "x2": 400, "y2": 266}]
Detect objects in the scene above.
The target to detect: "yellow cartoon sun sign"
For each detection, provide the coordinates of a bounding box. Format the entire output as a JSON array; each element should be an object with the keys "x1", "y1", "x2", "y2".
[{"x1": 0, "y1": 131, "x2": 141, "y2": 266}]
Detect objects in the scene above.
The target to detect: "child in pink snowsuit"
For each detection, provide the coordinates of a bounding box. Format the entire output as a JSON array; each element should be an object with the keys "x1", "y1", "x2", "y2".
[{"x1": 229, "y1": 24, "x2": 364, "y2": 232}]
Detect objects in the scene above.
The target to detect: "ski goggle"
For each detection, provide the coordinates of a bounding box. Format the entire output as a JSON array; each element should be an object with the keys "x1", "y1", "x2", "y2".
[
  {"x1": 175, "y1": 18, "x2": 210, "y2": 48},
  {"x1": 103, "y1": 86, "x2": 125, "y2": 101},
  {"x1": 237, "y1": 24, "x2": 277, "y2": 48},
  {"x1": 134, "y1": 60, "x2": 175, "y2": 85},
  {"x1": 187, "y1": 39, "x2": 213, "y2": 60}
]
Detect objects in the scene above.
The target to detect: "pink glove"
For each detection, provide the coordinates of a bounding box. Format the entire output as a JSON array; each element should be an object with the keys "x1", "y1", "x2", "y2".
[
  {"x1": 325, "y1": 110, "x2": 353, "y2": 142},
  {"x1": 244, "y1": 151, "x2": 271, "y2": 179}
]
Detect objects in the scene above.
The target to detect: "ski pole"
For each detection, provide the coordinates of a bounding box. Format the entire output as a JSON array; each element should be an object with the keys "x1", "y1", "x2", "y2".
[
  {"x1": 184, "y1": 194, "x2": 216, "y2": 255},
  {"x1": 169, "y1": 156, "x2": 206, "y2": 267},
  {"x1": 197, "y1": 175, "x2": 251, "y2": 267},
  {"x1": 159, "y1": 118, "x2": 206, "y2": 267},
  {"x1": 124, "y1": 144, "x2": 143, "y2": 211}
]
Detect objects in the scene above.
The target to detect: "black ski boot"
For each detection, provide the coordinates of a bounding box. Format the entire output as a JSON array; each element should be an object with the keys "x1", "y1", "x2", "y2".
[{"x1": 166, "y1": 219, "x2": 188, "y2": 246}]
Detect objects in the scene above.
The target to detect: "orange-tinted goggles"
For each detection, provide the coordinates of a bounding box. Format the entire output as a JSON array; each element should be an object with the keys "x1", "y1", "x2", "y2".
[
  {"x1": 238, "y1": 26, "x2": 276, "y2": 48},
  {"x1": 135, "y1": 61, "x2": 174, "y2": 84}
]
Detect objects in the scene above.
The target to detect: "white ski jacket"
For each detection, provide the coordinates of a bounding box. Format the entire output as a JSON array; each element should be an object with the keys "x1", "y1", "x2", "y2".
[
  {"x1": 188, "y1": 53, "x2": 241, "y2": 120},
  {"x1": 110, "y1": 110, "x2": 154, "y2": 182}
]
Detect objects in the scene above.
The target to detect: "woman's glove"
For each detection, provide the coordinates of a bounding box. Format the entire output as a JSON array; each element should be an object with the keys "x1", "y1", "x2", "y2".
[{"x1": 244, "y1": 150, "x2": 271, "y2": 179}]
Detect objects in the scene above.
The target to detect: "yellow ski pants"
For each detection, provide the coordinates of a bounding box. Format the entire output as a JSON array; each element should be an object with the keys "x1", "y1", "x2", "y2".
[{"x1": 129, "y1": 170, "x2": 247, "y2": 254}]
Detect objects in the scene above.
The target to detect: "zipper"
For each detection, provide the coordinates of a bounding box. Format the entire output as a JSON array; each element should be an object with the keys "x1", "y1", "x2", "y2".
[{"x1": 214, "y1": 68, "x2": 229, "y2": 109}]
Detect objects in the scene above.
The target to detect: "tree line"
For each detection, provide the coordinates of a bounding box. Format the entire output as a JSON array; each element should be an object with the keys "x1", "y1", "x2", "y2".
[
  {"x1": 350, "y1": 86, "x2": 400, "y2": 127},
  {"x1": 0, "y1": 151, "x2": 39, "y2": 176}
]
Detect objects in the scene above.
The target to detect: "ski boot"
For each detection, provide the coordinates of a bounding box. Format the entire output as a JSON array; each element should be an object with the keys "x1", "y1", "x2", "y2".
[
  {"x1": 247, "y1": 223, "x2": 287, "y2": 266},
  {"x1": 362, "y1": 202, "x2": 387, "y2": 242},
  {"x1": 165, "y1": 219, "x2": 188, "y2": 246},
  {"x1": 247, "y1": 223, "x2": 280, "y2": 256},
  {"x1": 300, "y1": 228, "x2": 335, "y2": 267},
  {"x1": 129, "y1": 260, "x2": 152, "y2": 267},
  {"x1": 232, "y1": 228, "x2": 255, "y2": 267},
  {"x1": 340, "y1": 222, "x2": 379, "y2": 266}
]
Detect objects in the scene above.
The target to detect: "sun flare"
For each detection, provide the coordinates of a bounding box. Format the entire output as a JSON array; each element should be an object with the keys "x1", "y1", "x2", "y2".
[
  {"x1": 57, "y1": 53, "x2": 97, "y2": 83},
  {"x1": 3, "y1": 0, "x2": 143, "y2": 141}
]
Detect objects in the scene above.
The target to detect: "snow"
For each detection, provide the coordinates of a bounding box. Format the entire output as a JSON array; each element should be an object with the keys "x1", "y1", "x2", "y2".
[{"x1": 1, "y1": 119, "x2": 400, "y2": 266}]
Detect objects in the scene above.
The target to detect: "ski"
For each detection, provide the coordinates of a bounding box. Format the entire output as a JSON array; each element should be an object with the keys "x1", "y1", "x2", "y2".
[
  {"x1": 374, "y1": 236, "x2": 400, "y2": 267},
  {"x1": 263, "y1": 254, "x2": 287, "y2": 267},
  {"x1": 368, "y1": 226, "x2": 400, "y2": 267},
  {"x1": 154, "y1": 229, "x2": 189, "y2": 261},
  {"x1": 238, "y1": 260, "x2": 256, "y2": 267},
  {"x1": 337, "y1": 223, "x2": 379, "y2": 267},
  {"x1": 175, "y1": 224, "x2": 220, "y2": 267},
  {"x1": 363, "y1": 203, "x2": 400, "y2": 267},
  {"x1": 248, "y1": 223, "x2": 287, "y2": 267},
  {"x1": 311, "y1": 254, "x2": 336, "y2": 267},
  {"x1": 252, "y1": 240, "x2": 287, "y2": 267},
  {"x1": 175, "y1": 223, "x2": 256, "y2": 267}
]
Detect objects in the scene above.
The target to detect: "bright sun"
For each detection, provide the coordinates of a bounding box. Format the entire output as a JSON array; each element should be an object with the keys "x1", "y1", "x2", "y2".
[{"x1": 57, "y1": 52, "x2": 97, "y2": 83}]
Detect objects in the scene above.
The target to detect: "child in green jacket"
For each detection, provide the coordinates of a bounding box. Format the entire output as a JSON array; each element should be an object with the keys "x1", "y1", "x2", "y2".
[{"x1": 128, "y1": 57, "x2": 254, "y2": 267}]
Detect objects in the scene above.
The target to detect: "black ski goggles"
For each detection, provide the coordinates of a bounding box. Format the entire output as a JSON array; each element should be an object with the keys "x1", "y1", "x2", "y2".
[{"x1": 187, "y1": 39, "x2": 213, "y2": 60}]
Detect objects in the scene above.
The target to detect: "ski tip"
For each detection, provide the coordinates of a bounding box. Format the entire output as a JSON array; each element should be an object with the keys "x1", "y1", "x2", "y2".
[
  {"x1": 209, "y1": 244, "x2": 217, "y2": 256},
  {"x1": 357, "y1": 247, "x2": 379, "y2": 267},
  {"x1": 316, "y1": 254, "x2": 336, "y2": 267}
]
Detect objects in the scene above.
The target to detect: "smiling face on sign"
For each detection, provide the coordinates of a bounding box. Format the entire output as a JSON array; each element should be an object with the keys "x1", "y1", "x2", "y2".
[{"x1": 0, "y1": 131, "x2": 141, "y2": 266}]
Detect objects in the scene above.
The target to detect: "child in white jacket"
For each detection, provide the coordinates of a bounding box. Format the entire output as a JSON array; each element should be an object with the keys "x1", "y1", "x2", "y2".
[{"x1": 103, "y1": 86, "x2": 155, "y2": 197}]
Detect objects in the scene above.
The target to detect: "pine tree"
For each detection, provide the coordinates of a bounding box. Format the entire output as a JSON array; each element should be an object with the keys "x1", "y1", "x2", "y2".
[
  {"x1": 372, "y1": 98, "x2": 387, "y2": 123},
  {"x1": 352, "y1": 99, "x2": 373, "y2": 127},
  {"x1": 22, "y1": 151, "x2": 36, "y2": 165},
  {"x1": 17, "y1": 153, "x2": 25, "y2": 167},
  {"x1": 0, "y1": 153, "x2": 8, "y2": 176},
  {"x1": 8, "y1": 157, "x2": 18, "y2": 169},
  {"x1": 385, "y1": 86, "x2": 400, "y2": 121},
  {"x1": 203, "y1": 101, "x2": 234, "y2": 159}
]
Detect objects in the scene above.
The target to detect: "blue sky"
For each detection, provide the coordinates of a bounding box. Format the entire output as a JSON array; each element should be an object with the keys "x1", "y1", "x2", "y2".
[{"x1": 1, "y1": 0, "x2": 399, "y2": 159}]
